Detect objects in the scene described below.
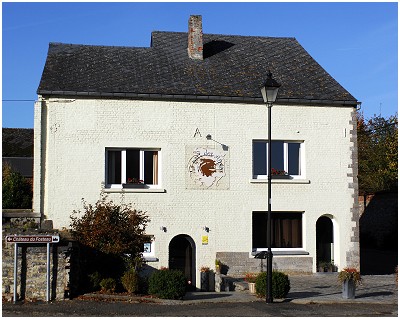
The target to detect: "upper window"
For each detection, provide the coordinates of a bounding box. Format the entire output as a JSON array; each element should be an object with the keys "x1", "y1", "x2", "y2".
[
  {"x1": 253, "y1": 141, "x2": 304, "y2": 178},
  {"x1": 106, "y1": 148, "x2": 159, "y2": 188}
]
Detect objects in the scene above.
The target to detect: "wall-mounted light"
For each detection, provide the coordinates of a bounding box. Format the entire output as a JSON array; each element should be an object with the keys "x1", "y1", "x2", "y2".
[
  {"x1": 160, "y1": 226, "x2": 167, "y2": 232},
  {"x1": 205, "y1": 134, "x2": 229, "y2": 151},
  {"x1": 203, "y1": 226, "x2": 210, "y2": 233}
]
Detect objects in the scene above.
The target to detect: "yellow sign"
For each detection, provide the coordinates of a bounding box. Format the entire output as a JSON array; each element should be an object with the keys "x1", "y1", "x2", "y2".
[{"x1": 202, "y1": 236, "x2": 208, "y2": 245}]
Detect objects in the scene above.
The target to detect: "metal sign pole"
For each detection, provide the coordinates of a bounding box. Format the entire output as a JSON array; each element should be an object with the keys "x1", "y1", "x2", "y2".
[
  {"x1": 13, "y1": 243, "x2": 18, "y2": 304},
  {"x1": 46, "y1": 243, "x2": 50, "y2": 302}
]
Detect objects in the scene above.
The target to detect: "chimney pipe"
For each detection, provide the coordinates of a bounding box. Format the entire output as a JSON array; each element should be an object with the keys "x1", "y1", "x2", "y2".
[{"x1": 188, "y1": 15, "x2": 203, "y2": 60}]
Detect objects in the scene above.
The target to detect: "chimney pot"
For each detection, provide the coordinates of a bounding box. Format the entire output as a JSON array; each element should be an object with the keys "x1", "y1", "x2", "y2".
[{"x1": 188, "y1": 15, "x2": 203, "y2": 60}]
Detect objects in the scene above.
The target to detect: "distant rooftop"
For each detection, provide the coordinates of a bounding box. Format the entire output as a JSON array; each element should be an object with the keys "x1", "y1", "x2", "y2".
[{"x1": 2, "y1": 128, "x2": 34, "y2": 157}]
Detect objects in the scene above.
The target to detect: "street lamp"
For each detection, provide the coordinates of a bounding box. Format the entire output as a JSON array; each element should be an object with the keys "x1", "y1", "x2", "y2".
[{"x1": 260, "y1": 71, "x2": 281, "y2": 304}]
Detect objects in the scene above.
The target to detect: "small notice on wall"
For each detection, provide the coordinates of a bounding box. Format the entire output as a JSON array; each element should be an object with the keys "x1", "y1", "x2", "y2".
[{"x1": 202, "y1": 236, "x2": 209, "y2": 245}]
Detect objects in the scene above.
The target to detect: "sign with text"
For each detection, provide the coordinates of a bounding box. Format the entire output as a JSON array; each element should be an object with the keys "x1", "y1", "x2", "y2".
[{"x1": 6, "y1": 235, "x2": 60, "y2": 244}]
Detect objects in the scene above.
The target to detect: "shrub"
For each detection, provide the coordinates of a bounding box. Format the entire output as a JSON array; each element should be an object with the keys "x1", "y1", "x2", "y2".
[
  {"x1": 70, "y1": 194, "x2": 151, "y2": 265},
  {"x1": 255, "y1": 271, "x2": 290, "y2": 299},
  {"x1": 148, "y1": 269, "x2": 186, "y2": 299},
  {"x1": 88, "y1": 271, "x2": 102, "y2": 291},
  {"x1": 100, "y1": 278, "x2": 117, "y2": 293},
  {"x1": 2, "y1": 163, "x2": 32, "y2": 209},
  {"x1": 121, "y1": 268, "x2": 139, "y2": 294}
]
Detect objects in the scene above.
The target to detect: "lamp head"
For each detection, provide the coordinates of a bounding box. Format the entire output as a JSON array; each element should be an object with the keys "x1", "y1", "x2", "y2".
[{"x1": 260, "y1": 71, "x2": 281, "y2": 104}]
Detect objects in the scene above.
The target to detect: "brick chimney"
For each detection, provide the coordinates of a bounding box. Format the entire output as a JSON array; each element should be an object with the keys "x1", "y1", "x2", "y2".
[{"x1": 188, "y1": 15, "x2": 203, "y2": 60}]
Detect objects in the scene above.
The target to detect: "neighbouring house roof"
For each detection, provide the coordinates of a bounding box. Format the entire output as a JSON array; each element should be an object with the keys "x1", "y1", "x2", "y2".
[
  {"x1": 2, "y1": 128, "x2": 34, "y2": 157},
  {"x1": 2, "y1": 128, "x2": 34, "y2": 178},
  {"x1": 37, "y1": 31, "x2": 358, "y2": 106}
]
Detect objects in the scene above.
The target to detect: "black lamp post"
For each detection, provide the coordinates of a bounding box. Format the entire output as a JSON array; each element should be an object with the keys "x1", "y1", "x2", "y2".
[{"x1": 260, "y1": 71, "x2": 281, "y2": 304}]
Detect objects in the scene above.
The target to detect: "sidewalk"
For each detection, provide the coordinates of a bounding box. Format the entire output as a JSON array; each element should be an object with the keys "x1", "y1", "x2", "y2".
[{"x1": 152, "y1": 274, "x2": 398, "y2": 305}]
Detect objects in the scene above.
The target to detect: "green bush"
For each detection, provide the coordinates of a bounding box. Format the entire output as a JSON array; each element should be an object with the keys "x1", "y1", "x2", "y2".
[
  {"x1": 148, "y1": 269, "x2": 186, "y2": 299},
  {"x1": 121, "y1": 268, "x2": 139, "y2": 293},
  {"x1": 100, "y1": 278, "x2": 117, "y2": 293},
  {"x1": 2, "y1": 164, "x2": 32, "y2": 209},
  {"x1": 88, "y1": 271, "x2": 102, "y2": 291},
  {"x1": 255, "y1": 271, "x2": 290, "y2": 299}
]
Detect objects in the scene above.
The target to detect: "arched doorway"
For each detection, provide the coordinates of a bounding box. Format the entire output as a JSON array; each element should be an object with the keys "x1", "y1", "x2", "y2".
[
  {"x1": 316, "y1": 216, "x2": 334, "y2": 271},
  {"x1": 169, "y1": 234, "x2": 196, "y2": 290}
]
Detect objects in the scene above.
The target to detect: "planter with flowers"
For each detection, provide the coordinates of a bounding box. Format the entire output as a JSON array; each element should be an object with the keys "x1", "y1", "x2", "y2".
[
  {"x1": 215, "y1": 259, "x2": 222, "y2": 274},
  {"x1": 245, "y1": 272, "x2": 257, "y2": 294},
  {"x1": 271, "y1": 168, "x2": 290, "y2": 179},
  {"x1": 200, "y1": 266, "x2": 210, "y2": 291},
  {"x1": 123, "y1": 178, "x2": 145, "y2": 188},
  {"x1": 338, "y1": 268, "x2": 362, "y2": 299}
]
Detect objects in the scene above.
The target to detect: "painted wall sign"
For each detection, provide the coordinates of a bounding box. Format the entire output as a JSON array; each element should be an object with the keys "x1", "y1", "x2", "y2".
[{"x1": 186, "y1": 146, "x2": 229, "y2": 189}]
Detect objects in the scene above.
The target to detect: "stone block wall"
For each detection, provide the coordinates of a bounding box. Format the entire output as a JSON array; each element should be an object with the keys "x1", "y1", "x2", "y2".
[
  {"x1": 216, "y1": 252, "x2": 312, "y2": 276},
  {"x1": 2, "y1": 231, "x2": 70, "y2": 301}
]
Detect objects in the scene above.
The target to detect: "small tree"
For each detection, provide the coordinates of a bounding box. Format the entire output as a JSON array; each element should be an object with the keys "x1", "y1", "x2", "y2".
[
  {"x1": 357, "y1": 112, "x2": 398, "y2": 194},
  {"x1": 70, "y1": 194, "x2": 151, "y2": 266},
  {"x1": 2, "y1": 163, "x2": 32, "y2": 209}
]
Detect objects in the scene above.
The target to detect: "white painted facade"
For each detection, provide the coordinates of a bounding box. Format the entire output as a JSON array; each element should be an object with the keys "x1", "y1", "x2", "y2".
[{"x1": 33, "y1": 97, "x2": 359, "y2": 288}]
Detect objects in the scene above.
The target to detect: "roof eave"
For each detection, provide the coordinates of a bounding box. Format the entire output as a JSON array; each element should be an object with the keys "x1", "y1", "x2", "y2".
[{"x1": 37, "y1": 90, "x2": 359, "y2": 107}]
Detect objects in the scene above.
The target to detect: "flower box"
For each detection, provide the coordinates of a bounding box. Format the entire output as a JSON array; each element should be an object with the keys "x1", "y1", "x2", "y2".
[
  {"x1": 122, "y1": 183, "x2": 145, "y2": 189},
  {"x1": 271, "y1": 175, "x2": 291, "y2": 179}
]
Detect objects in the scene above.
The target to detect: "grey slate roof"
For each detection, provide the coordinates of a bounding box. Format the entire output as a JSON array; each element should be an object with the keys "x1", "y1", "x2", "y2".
[
  {"x1": 37, "y1": 31, "x2": 358, "y2": 106},
  {"x1": 2, "y1": 128, "x2": 34, "y2": 157}
]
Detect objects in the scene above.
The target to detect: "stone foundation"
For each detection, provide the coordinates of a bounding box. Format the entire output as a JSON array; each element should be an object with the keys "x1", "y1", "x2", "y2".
[{"x1": 216, "y1": 252, "x2": 313, "y2": 276}]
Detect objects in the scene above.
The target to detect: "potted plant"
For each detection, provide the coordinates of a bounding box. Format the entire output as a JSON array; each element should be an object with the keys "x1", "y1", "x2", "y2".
[
  {"x1": 318, "y1": 261, "x2": 338, "y2": 272},
  {"x1": 215, "y1": 259, "x2": 222, "y2": 274},
  {"x1": 200, "y1": 266, "x2": 210, "y2": 291},
  {"x1": 244, "y1": 272, "x2": 257, "y2": 294},
  {"x1": 338, "y1": 267, "x2": 361, "y2": 299},
  {"x1": 123, "y1": 178, "x2": 145, "y2": 188},
  {"x1": 271, "y1": 168, "x2": 290, "y2": 179}
]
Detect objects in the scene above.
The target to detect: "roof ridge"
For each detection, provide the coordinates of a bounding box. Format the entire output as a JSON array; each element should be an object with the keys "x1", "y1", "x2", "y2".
[{"x1": 151, "y1": 30, "x2": 296, "y2": 40}]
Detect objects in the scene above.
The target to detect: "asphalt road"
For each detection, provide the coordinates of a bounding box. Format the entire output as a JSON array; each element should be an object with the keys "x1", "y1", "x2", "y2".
[{"x1": 2, "y1": 300, "x2": 398, "y2": 317}]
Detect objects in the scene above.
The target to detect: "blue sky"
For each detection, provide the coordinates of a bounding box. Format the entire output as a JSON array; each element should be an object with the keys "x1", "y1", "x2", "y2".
[{"x1": 2, "y1": 2, "x2": 398, "y2": 128}]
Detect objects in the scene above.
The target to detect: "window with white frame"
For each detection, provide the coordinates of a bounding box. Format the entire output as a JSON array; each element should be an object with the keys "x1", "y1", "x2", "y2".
[
  {"x1": 106, "y1": 148, "x2": 159, "y2": 187},
  {"x1": 252, "y1": 211, "x2": 303, "y2": 250},
  {"x1": 253, "y1": 140, "x2": 304, "y2": 178}
]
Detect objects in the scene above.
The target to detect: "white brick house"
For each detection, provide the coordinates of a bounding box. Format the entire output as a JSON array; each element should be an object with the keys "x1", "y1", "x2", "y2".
[{"x1": 34, "y1": 16, "x2": 360, "y2": 288}]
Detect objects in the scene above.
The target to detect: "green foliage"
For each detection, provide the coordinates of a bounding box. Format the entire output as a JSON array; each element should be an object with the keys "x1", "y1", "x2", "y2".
[
  {"x1": 2, "y1": 163, "x2": 32, "y2": 209},
  {"x1": 121, "y1": 268, "x2": 139, "y2": 294},
  {"x1": 255, "y1": 271, "x2": 291, "y2": 299},
  {"x1": 100, "y1": 278, "x2": 117, "y2": 293},
  {"x1": 88, "y1": 271, "x2": 102, "y2": 291},
  {"x1": 148, "y1": 269, "x2": 186, "y2": 299},
  {"x1": 70, "y1": 194, "x2": 151, "y2": 264},
  {"x1": 357, "y1": 112, "x2": 398, "y2": 194}
]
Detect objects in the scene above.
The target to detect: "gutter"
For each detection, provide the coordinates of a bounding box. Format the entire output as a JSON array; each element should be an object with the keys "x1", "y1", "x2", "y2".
[{"x1": 37, "y1": 90, "x2": 360, "y2": 107}]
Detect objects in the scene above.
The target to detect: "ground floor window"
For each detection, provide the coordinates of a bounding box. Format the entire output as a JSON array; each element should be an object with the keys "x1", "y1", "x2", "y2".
[
  {"x1": 252, "y1": 211, "x2": 303, "y2": 249},
  {"x1": 106, "y1": 148, "x2": 159, "y2": 187}
]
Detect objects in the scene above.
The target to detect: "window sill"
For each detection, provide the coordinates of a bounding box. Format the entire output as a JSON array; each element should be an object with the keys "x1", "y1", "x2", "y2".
[
  {"x1": 143, "y1": 257, "x2": 159, "y2": 262},
  {"x1": 250, "y1": 179, "x2": 310, "y2": 184},
  {"x1": 103, "y1": 188, "x2": 166, "y2": 193}
]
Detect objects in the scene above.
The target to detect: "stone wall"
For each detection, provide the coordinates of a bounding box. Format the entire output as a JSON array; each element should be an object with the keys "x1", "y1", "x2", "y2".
[
  {"x1": 2, "y1": 230, "x2": 71, "y2": 301},
  {"x1": 216, "y1": 252, "x2": 313, "y2": 276}
]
